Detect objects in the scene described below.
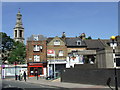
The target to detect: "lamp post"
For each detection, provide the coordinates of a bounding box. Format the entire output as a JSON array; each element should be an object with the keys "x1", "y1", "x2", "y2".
[
  {"x1": 53, "y1": 51, "x2": 56, "y2": 79},
  {"x1": 110, "y1": 36, "x2": 118, "y2": 90}
]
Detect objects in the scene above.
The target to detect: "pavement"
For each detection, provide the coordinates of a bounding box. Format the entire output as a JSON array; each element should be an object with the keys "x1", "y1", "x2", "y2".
[{"x1": 3, "y1": 77, "x2": 111, "y2": 89}]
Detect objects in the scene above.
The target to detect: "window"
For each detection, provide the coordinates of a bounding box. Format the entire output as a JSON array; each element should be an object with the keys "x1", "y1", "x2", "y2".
[
  {"x1": 77, "y1": 40, "x2": 81, "y2": 45},
  {"x1": 34, "y1": 36, "x2": 38, "y2": 41},
  {"x1": 30, "y1": 67, "x2": 34, "y2": 75},
  {"x1": 40, "y1": 46, "x2": 43, "y2": 52},
  {"x1": 34, "y1": 55, "x2": 40, "y2": 62},
  {"x1": 38, "y1": 67, "x2": 43, "y2": 75},
  {"x1": 116, "y1": 58, "x2": 120, "y2": 66},
  {"x1": 33, "y1": 45, "x2": 40, "y2": 51},
  {"x1": 19, "y1": 30, "x2": 22, "y2": 37},
  {"x1": 15, "y1": 30, "x2": 17, "y2": 37},
  {"x1": 40, "y1": 46, "x2": 42, "y2": 49},
  {"x1": 54, "y1": 40, "x2": 60, "y2": 45},
  {"x1": 59, "y1": 50, "x2": 63, "y2": 56}
]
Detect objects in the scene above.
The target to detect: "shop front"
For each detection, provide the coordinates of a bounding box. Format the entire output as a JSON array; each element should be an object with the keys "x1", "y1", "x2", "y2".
[
  {"x1": 27, "y1": 62, "x2": 47, "y2": 77},
  {"x1": 47, "y1": 60, "x2": 66, "y2": 77}
]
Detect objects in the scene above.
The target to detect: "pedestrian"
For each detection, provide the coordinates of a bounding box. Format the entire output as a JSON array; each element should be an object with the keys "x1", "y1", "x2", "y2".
[
  {"x1": 19, "y1": 70, "x2": 22, "y2": 81},
  {"x1": 23, "y1": 70, "x2": 26, "y2": 81}
]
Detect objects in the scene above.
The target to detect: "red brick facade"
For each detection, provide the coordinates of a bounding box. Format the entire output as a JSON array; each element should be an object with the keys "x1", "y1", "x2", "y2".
[{"x1": 26, "y1": 40, "x2": 47, "y2": 63}]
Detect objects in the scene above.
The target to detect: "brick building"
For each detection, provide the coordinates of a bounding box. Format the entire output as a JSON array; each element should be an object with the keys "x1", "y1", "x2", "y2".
[
  {"x1": 26, "y1": 34, "x2": 120, "y2": 77},
  {"x1": 47, "y1": 36, "x2": 67, "y2": 76},
  {"x1": 26, "y1": 35, "x2": 47, "y2": 77}
]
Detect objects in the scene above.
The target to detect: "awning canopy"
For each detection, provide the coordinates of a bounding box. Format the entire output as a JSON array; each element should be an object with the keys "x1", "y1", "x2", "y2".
[
  {"x1": 47, "y1": 60, "x2": 67, "y2": 64},
  {"x1": 70, "y1": 50, "x2": 96, "y2": 55}
]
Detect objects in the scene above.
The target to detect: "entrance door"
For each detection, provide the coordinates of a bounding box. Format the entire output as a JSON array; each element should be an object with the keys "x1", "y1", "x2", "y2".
[
  {"x1": 38, "y1": 67, "x2": 43, "y2": 75},
  {"x1": 34, "y1": 68, "x2": 38, "y2": 76},
  {"x1": 33, "y1": 67, "x2": 43, "y2": 76}
]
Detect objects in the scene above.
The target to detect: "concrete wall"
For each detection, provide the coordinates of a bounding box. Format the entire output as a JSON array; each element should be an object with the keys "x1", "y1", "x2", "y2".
[
  {"x1": 96, "y1": 47, "x2": 120, "y2": 68},
  {"x1": 96, "y1": 50, "x2": 106, "y2": 68},
  {"x1": 61, "y1": 68, "x2": 120, "y2": 87},
  {"x1": 105, "y1": 48, "x2": 114, "y2": 68}
]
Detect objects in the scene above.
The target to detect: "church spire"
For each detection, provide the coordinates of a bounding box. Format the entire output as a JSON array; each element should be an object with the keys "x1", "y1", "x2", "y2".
[
  {"x1": 15, "y1": 8, "x2": 23, "y2": 28},
  {"x1": 14, "y1": 9, "x2": 24, "y2": 43}
]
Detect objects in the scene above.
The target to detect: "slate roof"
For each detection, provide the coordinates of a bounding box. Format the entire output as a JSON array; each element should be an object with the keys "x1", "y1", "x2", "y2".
[
  {"x1": 27, "y1": 35, "x2": 47, "y2": 41},
  {"x1": 84, "y1": 39, "x2": 106, "y2": 50},
  {"x1": 65, "y1": 38, "x2": 86, "y2": 47},
  {"x1": 46, "y1": 37, "x2": 53, "y2": 43},
  {"x1": 99, "y1": 39, "x2": 110, "y2": 47},
  {"x1": 46, "y1": 37, "x2": 114, "y2": 50}
]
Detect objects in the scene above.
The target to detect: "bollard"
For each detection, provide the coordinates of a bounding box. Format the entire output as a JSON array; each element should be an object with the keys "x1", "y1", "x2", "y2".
[{"x1": 37, "y1": 75, "x2": 38, "y2": 80}]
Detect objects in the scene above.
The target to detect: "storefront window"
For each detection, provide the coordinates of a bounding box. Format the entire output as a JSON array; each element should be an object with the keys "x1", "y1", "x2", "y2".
[
  {"x1": 38, "y1": 67, "x2": 43, "y2": 75},
  {"x1": 30, "y1": 67, "x2": 34, "y2": 75}
]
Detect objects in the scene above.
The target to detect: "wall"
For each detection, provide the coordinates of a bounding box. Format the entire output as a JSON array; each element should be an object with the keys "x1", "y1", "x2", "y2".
[
  {"x1": 26, "y1": 40, "x2": 47, "y2": 62},
  {"x1": 61, "y1": 68, "x2": 120, "y2": 87},
  {"x1": 96, "y1": 46, "x2": 120, "y2": 68},
  {"x1": 47, "y1": 37, "x2": 67, "y2": 60},
  {"x1": 74, "y1": 64, "x2": 97, "y2": 68}
]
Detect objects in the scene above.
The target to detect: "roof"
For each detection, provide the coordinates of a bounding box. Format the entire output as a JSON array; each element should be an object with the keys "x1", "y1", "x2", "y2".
[
  {"x1": 46, "y1": 37, "x2": 53, "y2": 43},
  {"x1": 84, "y1": 39, "x2": 105, "y2": 50},
  {"x1": 27, "y1": 35, "x2": 47, "y2": 41},
  {"x1": 46, "y1": 37, "x2": 65, "y2": 44},
  {"x1": 99, "y1": 39, "x2": 110, "y2": 46},
  {"x1": 65, "y1": 38, "x2": 86, "y2": 47}
]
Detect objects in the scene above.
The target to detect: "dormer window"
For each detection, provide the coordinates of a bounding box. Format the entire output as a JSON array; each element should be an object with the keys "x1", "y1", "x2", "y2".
[
  {"x1": 54, "y1": 40, "x2": 60, "y2": 45},
  {"x1": 34, "y1": 36, "x2": 38, "y2": 41},
  {"x1": 77, "y1": 40, "x2": 81, "y2": 46}
]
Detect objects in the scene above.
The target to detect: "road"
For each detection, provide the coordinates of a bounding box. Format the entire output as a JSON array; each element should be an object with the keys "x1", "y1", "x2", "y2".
[
  {"x1": 1, "y1": 80, "x2": 113, "y2": 90},
  {"x1": 2, "y1": 80, "x2": 69, "y2": 90}
]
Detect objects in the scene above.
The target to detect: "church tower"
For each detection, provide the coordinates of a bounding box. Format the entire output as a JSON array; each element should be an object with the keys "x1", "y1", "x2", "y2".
[{"x1": 14, "y1": 9, "x2": 24, "y2": 43}]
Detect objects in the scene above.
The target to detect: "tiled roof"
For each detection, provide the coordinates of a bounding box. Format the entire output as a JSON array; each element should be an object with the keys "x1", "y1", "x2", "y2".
[
  {"x1": 99, "y1": 39, "x2": 110, "y2": 46},
  {"x1": 65, "y1": 38, "x2": 86, "y2": 47},
  {"x1": 84, "y1": 39, "x2": 106, "y2": 50},
  {"x1": 46, "y1": 37, "x2": 53, "y2": 43}
]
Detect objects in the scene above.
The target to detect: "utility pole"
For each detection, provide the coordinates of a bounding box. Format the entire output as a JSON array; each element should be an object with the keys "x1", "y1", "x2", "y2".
[
  {"x1": 54, "y1": 51, "x2": 56, "y2": 79},
  {"x1": 111, "y1": 36, "x2": 118, "y2": 90}
]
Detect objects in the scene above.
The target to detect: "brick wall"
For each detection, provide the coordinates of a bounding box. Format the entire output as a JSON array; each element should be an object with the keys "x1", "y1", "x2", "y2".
[{"x1": 26, "y1": 40, "x2": 47, "y2": 63}]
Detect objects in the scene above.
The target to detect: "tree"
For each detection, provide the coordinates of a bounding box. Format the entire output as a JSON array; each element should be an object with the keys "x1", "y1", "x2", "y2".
[
  {"x1": 87, "y1": 36, "x2": 92, "y2": 39},
  {"x1": 86, "y1": 36, "x2": 92, "y2": 40},
  {"x1": 8, "y1": 41, "x2": 26, "y2": 64},
  {"x1": 0, "y1": 32, "x2": 14, "y2": 63},
  {"x1": 1, "y1": 32, "x2": 26, "y2": 64}
]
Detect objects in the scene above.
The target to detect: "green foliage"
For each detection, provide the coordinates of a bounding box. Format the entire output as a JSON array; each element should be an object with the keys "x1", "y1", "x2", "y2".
[
  {"x1": 86, "y1": 36, "x2": 92, "y2": 40},
  {"x1": 1, "y1": 32, "x2": 14, "y2": 50},
  {"x1": 8, "y1": 41, "x2": 26, "y2": 64},
  {"x1": 1, "y1": 32, "x2": 26, "y2": 64},
  {"x1": 88, "y1": 36, "x2": 92, "y2": 39},
  {"x1": 0, "y1": 32, "x2": 14, "y2": 63}
]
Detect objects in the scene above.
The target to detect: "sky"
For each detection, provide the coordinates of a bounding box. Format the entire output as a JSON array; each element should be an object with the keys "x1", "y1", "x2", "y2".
[{"x1": 2, "y1": 2, "x2": 119, "y2": 41}]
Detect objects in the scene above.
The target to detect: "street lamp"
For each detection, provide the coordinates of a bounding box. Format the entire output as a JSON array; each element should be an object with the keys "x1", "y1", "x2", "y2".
[{"x1": 110, "y1": 36, "x2": 118, "y2": 90}]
